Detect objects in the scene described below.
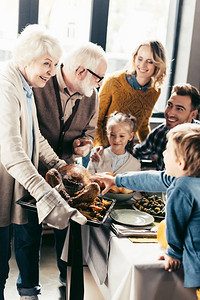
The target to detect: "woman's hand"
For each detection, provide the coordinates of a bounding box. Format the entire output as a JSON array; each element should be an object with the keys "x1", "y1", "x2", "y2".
[
  {"x1": 90, "y1": 146, "x2": 104, "y2": 162},
  {"x1": 90, "y1": 173, "x2": 116, "y2": 195},
  {"x1": 158, "y1": 254, "x2": 181, "y2": 272}
]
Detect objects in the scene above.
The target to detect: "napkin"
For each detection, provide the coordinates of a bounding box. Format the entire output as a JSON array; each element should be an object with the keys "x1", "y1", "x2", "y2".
[
  {"x1": 89, "y1": 218, "x2": 115, "y2": 285},
  {"x1": 111, "y1": 223, "x2": 158, "y2": 237},
  {"x1": 129, "y1": 237, "x2": 158, "y2": 243}
]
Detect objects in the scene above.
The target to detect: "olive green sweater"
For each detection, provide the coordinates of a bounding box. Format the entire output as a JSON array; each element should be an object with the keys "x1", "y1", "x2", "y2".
[{"x1": 94, "y1": 71, "x2": 161, "y2": 147}]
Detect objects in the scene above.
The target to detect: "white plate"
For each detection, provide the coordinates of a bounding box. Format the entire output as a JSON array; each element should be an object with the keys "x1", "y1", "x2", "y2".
[
  {"x1": 104, "y1": 192, "x2": 134, "y2": 202},
  {"x1": 110, "y1": 209, "x2": 154, "y2": 226}
]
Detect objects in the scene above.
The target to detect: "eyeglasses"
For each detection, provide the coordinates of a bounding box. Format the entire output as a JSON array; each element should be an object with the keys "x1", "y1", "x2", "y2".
[{"x1": 86, "y1": 68, "x2": 104, "y2": 83}]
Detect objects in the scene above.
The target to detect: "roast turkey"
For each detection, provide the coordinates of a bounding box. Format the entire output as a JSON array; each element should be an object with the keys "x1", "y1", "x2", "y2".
[{"x1": 45, "y1": 164, "x2": 100, "y2": 205}]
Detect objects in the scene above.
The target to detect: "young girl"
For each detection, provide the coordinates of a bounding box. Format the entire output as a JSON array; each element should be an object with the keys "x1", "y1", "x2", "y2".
[{"x1": 88, "y1": 111, "x2": 141, "y2": 175}]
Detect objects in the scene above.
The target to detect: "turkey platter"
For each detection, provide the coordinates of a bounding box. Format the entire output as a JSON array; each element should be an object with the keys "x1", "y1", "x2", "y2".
[{"x1": 45, "y1": 164, "x2": 112, "y2": 221}]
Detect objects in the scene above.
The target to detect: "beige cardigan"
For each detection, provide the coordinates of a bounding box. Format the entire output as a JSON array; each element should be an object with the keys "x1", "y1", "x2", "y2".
[
  {"x1": 87, "y1": 148, "x2": 141, "y2": 175},
  {"x1": 0, "y1": 61, "x2": 68, "y2": 226}
]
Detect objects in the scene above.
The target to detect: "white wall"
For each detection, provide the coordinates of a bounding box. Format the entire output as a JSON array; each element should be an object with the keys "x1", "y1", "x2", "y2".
[
  {"x1": 173, "y1": 0, "x2": 200, "y2": 89},
  {"x1": 187, "y1": 0, "x2": 200, "y2": 89}
]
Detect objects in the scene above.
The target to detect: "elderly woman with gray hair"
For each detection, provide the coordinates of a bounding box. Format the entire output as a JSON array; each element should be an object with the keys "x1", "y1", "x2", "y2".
[{"x1": 0, "y1": 24, "x2": 86, "y2": 300}]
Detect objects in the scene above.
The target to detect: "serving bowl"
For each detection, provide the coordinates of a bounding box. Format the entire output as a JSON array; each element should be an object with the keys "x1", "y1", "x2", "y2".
[
  {"x1": 132, "y1": 191, "x2": 165, "y2": 219},
  {"x1": 103, "y1": 191, "x2": 135, "y2": 202}
]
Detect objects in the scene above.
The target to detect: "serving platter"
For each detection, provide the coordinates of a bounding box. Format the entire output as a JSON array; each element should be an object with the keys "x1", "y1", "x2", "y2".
[
  {"x1": 110, "y1": 209, "x2": 154, "y2": 226},
  {"x1": 16, "y1": 193, "x2": 116, "y2": 227}
]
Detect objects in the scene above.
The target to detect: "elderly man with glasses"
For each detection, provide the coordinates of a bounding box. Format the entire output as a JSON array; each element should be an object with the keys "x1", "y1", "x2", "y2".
[
  {"x1": 22, "y1": 42, "x2": 107, "y2": 288},
  {"x1": 34, "y1": 42, "x2": 107, "y2": 167}
]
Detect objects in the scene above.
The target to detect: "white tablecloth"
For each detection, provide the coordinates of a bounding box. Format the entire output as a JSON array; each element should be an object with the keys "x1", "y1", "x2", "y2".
[{"x1": 82, "y1": 226, "x2": 196, "y2": 300}]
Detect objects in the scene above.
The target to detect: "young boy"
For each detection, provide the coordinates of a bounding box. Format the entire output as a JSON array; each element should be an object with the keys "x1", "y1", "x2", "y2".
[{"x1": 91, "y1": 123, "x2": 200, "y2": 298}]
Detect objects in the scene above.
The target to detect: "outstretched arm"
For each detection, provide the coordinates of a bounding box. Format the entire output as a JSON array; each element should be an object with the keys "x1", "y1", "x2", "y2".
[{"x1": 91, "y1": 170, "x2": 173, "y2": 195}]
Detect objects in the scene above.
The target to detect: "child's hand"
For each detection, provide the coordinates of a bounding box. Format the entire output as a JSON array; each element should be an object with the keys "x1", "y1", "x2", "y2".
[
  {"x1": 158, "y1": 254, "x2": 181, "y2": 272},
  {"x1": 90, "y1": 146, "x2": 104, "y2": 162},
  {"x1": 90, "y1": 173, "x2": 116, "y2": 195}
]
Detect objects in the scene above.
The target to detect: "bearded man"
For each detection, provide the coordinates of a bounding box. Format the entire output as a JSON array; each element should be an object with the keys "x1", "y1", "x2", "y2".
[
  {"x1": 34, "y1": 42, "x2": 107, "y2": 168},
  {"x1": 133, "y1": 83, "x2": 200, "y2": 170}
]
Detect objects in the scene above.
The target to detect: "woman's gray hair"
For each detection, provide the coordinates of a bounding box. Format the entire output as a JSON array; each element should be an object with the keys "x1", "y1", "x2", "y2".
[
  {"x1": 62, "y1": 42, "x2": 107, "y2": 73},
  {"x1": 12, "y1": 24, "x2": 63, "y2": 68}
]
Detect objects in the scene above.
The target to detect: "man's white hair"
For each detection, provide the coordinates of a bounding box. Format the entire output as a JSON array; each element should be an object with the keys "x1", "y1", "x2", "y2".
[
  {"x1": 12, "y1": 24, "x2": 63, "y2": 68},
  {"x1": 62, "y1": 42, "x2": 107, "y2": 73}
]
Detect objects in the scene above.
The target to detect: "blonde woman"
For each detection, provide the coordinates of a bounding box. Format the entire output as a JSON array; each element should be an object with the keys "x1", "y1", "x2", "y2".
[{"x1": 94, "y1": 40, "x2": 167, "y2": 148}]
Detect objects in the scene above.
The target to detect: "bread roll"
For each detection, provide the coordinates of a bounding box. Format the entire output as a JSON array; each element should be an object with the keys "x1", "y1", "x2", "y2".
[{"x1": 105, "y1": 173, "x2": 133, "y2": 194}]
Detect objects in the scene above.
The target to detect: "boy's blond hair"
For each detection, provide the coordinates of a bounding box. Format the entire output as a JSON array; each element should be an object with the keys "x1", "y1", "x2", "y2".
[{"x1": 167, "y1": 123, "x2": 200, "y2": 177}]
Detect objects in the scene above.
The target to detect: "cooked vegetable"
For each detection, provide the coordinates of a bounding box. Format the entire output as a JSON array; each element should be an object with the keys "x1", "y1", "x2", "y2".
[{"x1": 133, "y1": 193, "x2": 165, "y2": 217}]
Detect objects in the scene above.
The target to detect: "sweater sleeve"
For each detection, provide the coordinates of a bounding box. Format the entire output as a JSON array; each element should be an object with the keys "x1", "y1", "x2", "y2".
[
  {"x1": 115, "y1": 170, "x2": 172, "y2": 192},
  {"x1": 93, "y1": 78, "x2": 112, "y2": 147},
  {"x1": 137, "y1": 115, "x2": 151, "y2": 142},
  {"x1": 137, "y1": 88, "x2": 161, "y2": 142},
  {"x1": 0, "y1": 81, "x2": 53, "y2": 201},
  {"x1": 166, "y1": 186, "x2": 193, "y2": 260}
]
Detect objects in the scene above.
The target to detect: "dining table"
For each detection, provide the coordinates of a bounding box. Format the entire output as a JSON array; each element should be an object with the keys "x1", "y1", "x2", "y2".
[
  {"x1": 80, "y1": 211, "x2": 197, "y2": 300},
  {"x1": 17, "y1": 192, "x2": 197, "y2": 300}
]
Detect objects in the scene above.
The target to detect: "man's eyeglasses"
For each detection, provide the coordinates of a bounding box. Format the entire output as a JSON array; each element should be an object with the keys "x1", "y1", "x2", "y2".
[{"x1": 86, "y1": 68, "x2": 104, "y2": 83}]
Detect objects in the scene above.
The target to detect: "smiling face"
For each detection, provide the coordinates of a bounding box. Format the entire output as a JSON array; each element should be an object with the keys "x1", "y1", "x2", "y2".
[
  {"x1": 134, "y1": 45, "x2": 156, "y2": 85},
  {"x1": 79, "y1": 58, "x2": 107, "y2": 97},
  {"x1": 164, "y1": 93, "x2": 197, "y2": 130},
  {"x1": 107, "y1": 122, "x2": 134, "y2": 155},
  {"x1": 22, "y1": 53, "x2": 59, "y2": 87}
]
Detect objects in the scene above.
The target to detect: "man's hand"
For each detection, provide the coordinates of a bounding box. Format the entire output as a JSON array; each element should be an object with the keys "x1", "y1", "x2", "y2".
[
  {"x1": 90, "y1": 173, "x2": 116, "y2": 195},
  {"x1": 73, "y1": 138, "x2": 93, "y2": 157},
  {"x1": 158, "y1": 254, "x2": 181, "y2": 272},
  {"x1": 90, "y1": 146, "x2": 104, "y2": 162}
]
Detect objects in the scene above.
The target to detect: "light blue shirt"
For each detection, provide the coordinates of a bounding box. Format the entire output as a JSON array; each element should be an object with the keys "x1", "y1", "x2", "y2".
[
  {"x1": 17, "y1": 70, "x2": 34, "y2": 159},
  {"x1": 116, "y1": 170, "x2": 200, "y2": 288}
]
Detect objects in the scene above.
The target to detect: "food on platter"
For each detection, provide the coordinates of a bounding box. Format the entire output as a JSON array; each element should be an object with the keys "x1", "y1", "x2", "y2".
[{"x1": 45, "y1": 164, "x2": 113, "y2": 221}]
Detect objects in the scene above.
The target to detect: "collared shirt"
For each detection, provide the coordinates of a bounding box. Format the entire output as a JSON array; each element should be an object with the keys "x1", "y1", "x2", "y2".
[
  {"x1": 133, "y1": 119, "x2": 200, "y2": 170},
  {"x1": 107, "y1": 147, "x2": 129, "y2": 173},
  {"x1": 17, "y1": 70, "x2": 34, "y2": 159},
  {"x1": 126, "y1": 72, "x2": 151, "y2": 92},
  {"x1": 57, "y1": 65, "x2": 84, "y2": 122}
]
